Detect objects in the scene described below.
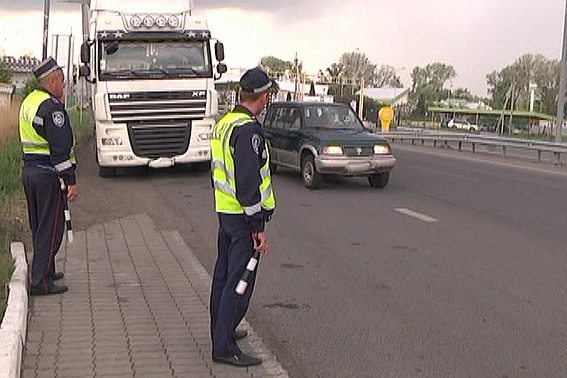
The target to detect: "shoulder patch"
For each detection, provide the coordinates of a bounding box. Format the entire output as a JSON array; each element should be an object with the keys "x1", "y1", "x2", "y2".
[
  {"x1": 52, "y1": 111, "x2": 65, "y2": 128},
  {"x1": 251, "y1": 134, "x2": 262, "y2": 155}
]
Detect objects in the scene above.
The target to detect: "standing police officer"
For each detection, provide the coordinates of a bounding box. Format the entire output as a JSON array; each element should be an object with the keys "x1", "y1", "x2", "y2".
[
  {"x1": 20, "y1": 57, "x2": 78, "y2": 296},
  {"x1": 210, "y1": 67, "x2": 276, "y2": 367}
]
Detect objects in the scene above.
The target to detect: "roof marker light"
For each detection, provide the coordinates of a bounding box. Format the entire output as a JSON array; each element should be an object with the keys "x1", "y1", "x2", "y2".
[
  {"x1": 130, "y1": 16, "x2": 142, "y2": 28},
  {"x1": 143, "y1": 15, "x2": 155, "y2": 28}
]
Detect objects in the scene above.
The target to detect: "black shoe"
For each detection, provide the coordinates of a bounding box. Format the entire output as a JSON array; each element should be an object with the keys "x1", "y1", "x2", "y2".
[
  {"x1": 52, "y1": 272, "x2": 64, "y2": 281},
  {"x1": 235, "y1": 330, "x2": 248, "y2": 340},
  {"x1": 213, "y1": 352, "x2": 262, "y2": 367},
  {"x1": 30, "y1": 284, "x2": 68, "y2": 296}
]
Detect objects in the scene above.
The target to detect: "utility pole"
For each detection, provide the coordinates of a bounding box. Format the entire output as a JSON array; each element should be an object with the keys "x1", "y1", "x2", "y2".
[
  {"x1": 42, "y1": 0, "x2": 51, "y2": 60},
  {"x1": 556, "y1": 0, "x2": 567, "y2": 142},
  {"x1": 294, "y1": 53, "x2": 299, "y2": 101}
]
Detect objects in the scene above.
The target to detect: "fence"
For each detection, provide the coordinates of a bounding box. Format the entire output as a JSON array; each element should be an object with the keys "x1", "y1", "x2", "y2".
[{"x1": 380, "y1": 130, "x2": 567, "y2": 164}]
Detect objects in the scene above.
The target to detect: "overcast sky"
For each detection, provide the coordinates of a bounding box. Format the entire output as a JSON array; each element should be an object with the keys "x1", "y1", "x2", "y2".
[{"x1": 0, "y1": 0, "x2": 565, "y2": 95}]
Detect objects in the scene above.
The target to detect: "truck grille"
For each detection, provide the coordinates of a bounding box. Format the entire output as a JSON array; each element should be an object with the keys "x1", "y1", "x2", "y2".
[
  {"x1": 108, "y1": 90, "x2": 207, "y2": 122},
  {"x1": 343, "y1": 146, "x2": 373, "y2": 157},
  {"x1": 127, "y1": 122, "x2": 190, "y2": 158}
]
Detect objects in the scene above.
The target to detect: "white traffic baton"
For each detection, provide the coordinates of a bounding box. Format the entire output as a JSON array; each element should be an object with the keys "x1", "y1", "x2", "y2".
[
  {"x1": 59, "y1": 178, "x2": 73, "y2": 243},
  {"x1": 235, "y1": 250, "x2": 260, "y2": 295}
]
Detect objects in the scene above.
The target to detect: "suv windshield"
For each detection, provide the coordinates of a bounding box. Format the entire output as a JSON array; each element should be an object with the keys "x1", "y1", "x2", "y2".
[
  {"x1": 303, "y1": 105, "x2": 364, "y2": 130},
  {"x1": 99, "y1": 40, "x2": 212, "y2": 80}
]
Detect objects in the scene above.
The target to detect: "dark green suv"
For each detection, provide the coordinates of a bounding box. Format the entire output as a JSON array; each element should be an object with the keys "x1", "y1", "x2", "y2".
[{"x1": 263, "y1": 101, "x2": 396, "y2": 189}]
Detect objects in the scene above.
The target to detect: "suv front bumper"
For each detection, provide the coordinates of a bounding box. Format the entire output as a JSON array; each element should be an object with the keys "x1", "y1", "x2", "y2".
[{"x1": 315, "y1": 155, "x2": 396, "y2": 176}]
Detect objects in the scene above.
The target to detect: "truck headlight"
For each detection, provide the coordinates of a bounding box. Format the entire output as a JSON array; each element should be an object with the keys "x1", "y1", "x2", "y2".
[
  {"x1": 374, "y1": 144, "x2": 390, "y2": 155},
  {"x1": 323, "y1": 145, "x2": 343, "y2": 155}
]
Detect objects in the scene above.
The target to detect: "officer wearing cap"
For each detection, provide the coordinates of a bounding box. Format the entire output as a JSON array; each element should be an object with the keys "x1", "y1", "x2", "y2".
[
  {"x1": 19, "y1": 57, "x2": 78, "y2": 296},
  {"x1": 209, "y1": 67, "x2": 276, "y2": 367}
]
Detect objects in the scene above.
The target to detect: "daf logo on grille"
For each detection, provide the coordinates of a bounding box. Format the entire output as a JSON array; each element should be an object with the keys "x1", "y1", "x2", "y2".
[
  {"x1": 109, "y1": 93, "x2": 130, "y2": 100},
  {"x1": 356, "y1": 147, "x2": 362, "y2": 155}
]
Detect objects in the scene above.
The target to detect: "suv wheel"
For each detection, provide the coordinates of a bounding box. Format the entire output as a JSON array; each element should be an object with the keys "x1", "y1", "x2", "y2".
[
  {"x1": 301, "y1": 154, "x2": 321, "y2": 189},
  {"x1": 368, "y1": 172, "x2": 389, "y2": 188}
]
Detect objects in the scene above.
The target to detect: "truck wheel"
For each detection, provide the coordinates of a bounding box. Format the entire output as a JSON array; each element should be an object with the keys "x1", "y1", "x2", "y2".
[
  {"x1": 368, "y1": 172, "x2": 389, "y2": 188},
  {"x1": 98, "y1": 166, "x2": 117, "y2": 177},
  {"x1": 192, "y1": 161, "x2": 211, "y2": 173},
  {"x1": 301, "y1": 154, "x2": 321, "y2": 189}
]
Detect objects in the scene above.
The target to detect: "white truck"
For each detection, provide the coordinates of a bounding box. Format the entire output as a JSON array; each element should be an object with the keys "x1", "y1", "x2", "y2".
[{"x1": 79, "y1": 0, "x2": 227, "y2": 176}]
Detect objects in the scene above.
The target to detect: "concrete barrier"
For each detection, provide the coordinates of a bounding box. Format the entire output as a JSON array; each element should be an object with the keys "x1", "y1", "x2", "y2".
[{"x1": 0, "y1": 242, "x2": 28, "y2": 378}]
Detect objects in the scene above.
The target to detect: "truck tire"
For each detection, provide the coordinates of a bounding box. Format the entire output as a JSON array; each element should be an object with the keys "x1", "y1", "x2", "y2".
[{"x1": 368, "y1": 172, "x2": 389, "y2": 188}]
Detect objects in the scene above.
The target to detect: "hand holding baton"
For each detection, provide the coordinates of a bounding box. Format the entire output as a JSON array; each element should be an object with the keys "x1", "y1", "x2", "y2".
[
  {"x1": 235, "y1": 249, "x2": 261, "y2": 295},
  {"x1": 59, "y1": 178, "x2": 74, "y2": 243}
]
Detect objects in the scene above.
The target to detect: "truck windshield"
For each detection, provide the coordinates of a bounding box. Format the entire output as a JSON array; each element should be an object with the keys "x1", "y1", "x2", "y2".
[{"x1": 99, "y1": 40, "x2": 212, "y2": 80}]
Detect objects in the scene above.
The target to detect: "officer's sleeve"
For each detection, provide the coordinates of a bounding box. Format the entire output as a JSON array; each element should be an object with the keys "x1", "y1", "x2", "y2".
[
  {"x1": 40, "y1": 100, "x2": 77, "y2": 185},
  {"x1": 232, "y1": 124, "x2": 265, "y2": 232}
]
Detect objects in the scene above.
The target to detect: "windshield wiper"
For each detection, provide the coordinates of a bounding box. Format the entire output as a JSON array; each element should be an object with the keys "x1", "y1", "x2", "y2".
[{"x1": 106, "y1": 69, "x2": 144, "y2": 77}]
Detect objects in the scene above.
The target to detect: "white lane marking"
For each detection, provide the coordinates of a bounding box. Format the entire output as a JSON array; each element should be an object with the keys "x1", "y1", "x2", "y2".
[{"x1": 395, "y1": 208, "x2": 439, "y2": 223}]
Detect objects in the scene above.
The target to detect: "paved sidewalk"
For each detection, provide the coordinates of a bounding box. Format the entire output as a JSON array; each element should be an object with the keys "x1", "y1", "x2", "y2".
[{"x1": 22, "y1": 213, "x2": 289, "y2": 378}]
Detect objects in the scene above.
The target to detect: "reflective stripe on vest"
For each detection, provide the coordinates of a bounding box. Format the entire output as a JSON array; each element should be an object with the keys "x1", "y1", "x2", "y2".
[
  {"x1": 19, "y1": 89, "x2": 76, "y2": 165},
  {"x1": 212, "y1": 112, "x2": 276, "y2": 214}
]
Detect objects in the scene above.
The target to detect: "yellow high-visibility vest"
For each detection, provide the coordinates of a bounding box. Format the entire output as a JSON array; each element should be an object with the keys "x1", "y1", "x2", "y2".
[
  {"x1": 19, "y1": 89, "x2": 76, "y2": 167},
  {"x1": 211, "y1": 111, "x2": 275, "y2": 214}
]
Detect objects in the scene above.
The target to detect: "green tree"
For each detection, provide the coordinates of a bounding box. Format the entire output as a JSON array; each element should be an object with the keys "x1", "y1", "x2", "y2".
[
  {"x1": 338, "y1": 50, "x2": 376, "y2": 83},
  {"x1": 259, "y1": 56, "x2": 293, "y2": 78},
  {"x1": 410, "y1": 62, "x2": 456, "y2": 116},
  {"x1": 325, "y1": 63, "x2": 344, "y2": 81},
  {"x1": 375, "y1": 64, "x2": 402, "y2": 88},
  {"x1": 21, "y1": 75, "x2": 39, "y2": 99},
  {"x1": 0, "y1": 59, "x2": 13, "y2": 84},
  {"x1": 451, "y1": 87, "x2": 473, "y2": 101},
  {"x1": 487, "y1": 53, "x2": 559, "y2": 115}
]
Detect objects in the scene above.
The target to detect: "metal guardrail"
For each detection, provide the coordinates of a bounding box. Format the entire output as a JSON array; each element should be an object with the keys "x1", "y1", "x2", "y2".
[{"x1": 378, "y1": 130, "x2": 567, "y2": 164}]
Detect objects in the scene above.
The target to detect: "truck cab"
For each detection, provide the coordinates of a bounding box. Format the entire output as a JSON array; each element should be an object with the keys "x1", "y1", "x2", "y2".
[{"x1": 80, "y1": 0, "x2": 226, "y2": 176}]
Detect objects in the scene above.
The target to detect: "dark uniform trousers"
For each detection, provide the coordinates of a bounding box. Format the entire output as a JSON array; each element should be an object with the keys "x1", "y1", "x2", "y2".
[
  {"x1": 22, "y1": 164, "x2": 65, "y2": 291},
  {"x1": 210, "y1": 213, "x2": 258, "y2": 357}
]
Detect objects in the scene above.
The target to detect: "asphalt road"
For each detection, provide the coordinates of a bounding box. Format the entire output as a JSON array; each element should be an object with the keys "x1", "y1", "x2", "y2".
[{"x1": 74, "y1": 138, "x2": 567, "y2": 377}]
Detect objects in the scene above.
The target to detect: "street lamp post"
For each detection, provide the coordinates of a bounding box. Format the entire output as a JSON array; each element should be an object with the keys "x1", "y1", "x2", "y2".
[
  {"x1": 42, "y1": 0, "x2": 51, "y2": 60},
  {"x1": 555, "y1": 0, "x2": 567, "y2": 142}
]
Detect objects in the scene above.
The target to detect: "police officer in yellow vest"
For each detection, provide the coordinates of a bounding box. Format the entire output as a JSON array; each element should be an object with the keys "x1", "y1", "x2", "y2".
[
  {"x1": 210, "y1": 67, "x2": 275, "y2": 367},
  {"x1": 20, "y1": 57, "x2": 78, "y2": 296}
]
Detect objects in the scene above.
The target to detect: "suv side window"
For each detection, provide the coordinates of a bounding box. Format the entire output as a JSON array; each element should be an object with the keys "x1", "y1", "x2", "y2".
[
  {"x1": 272, "y1": 107, "x2": 288, "y2": 130},
  {"x1": 264, "y1": 108, "x2": 276, "y2": 129}
]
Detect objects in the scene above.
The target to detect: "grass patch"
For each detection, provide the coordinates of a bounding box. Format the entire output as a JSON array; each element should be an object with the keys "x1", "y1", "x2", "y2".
[{"x1": 0, "y1": 103, "x2": 91, "y2": 321}]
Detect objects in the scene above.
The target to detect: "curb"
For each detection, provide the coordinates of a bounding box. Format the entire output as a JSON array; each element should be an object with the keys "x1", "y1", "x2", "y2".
[{"x1": 0, "y1": 242, "x2": 28, "y2": 378}]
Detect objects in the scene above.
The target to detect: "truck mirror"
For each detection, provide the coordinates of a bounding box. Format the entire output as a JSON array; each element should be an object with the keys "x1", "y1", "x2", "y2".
[
  {"x1": 215, "y1": 41, "x2": 225, "y2": 62},
  {"x1": 217, "y1": 63, "x2": 227, "y2": 74},
  {"x1": 79, "y1": 65, "x2": 91, "y2": 78},
  {"x1": 80, "y1": 42, "x2": 90, "y2": 64}
]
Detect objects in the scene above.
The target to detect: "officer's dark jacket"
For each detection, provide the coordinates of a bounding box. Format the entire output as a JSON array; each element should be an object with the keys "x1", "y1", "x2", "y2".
[
  {"x1": 228, "y1": 105, "x2": 274, "y2": 232},
  {"x1": 23, "y1": 88, "x2": 76, "y2": 185}
]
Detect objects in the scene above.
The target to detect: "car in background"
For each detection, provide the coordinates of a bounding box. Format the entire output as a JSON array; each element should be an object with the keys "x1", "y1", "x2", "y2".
[
  {"x1": 263, "y1": 102, "x2": 396, "y2": 189},
  {"x1": 448, "y1": 118, "x2": 480, "y2": 132}
]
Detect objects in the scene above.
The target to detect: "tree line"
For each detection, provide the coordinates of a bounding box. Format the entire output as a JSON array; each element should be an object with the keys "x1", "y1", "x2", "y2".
[{"x1": 259, "y1": 51, "x2": 561, "y2": 118}]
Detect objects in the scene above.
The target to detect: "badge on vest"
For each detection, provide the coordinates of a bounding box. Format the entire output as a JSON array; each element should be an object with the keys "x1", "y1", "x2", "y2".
[
  {"x1": 251, "y1": 134, "x2": 262, "y2": 155},
  {"x1": 52, "y1": 111, "x2": 65, "y2": 128}
]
